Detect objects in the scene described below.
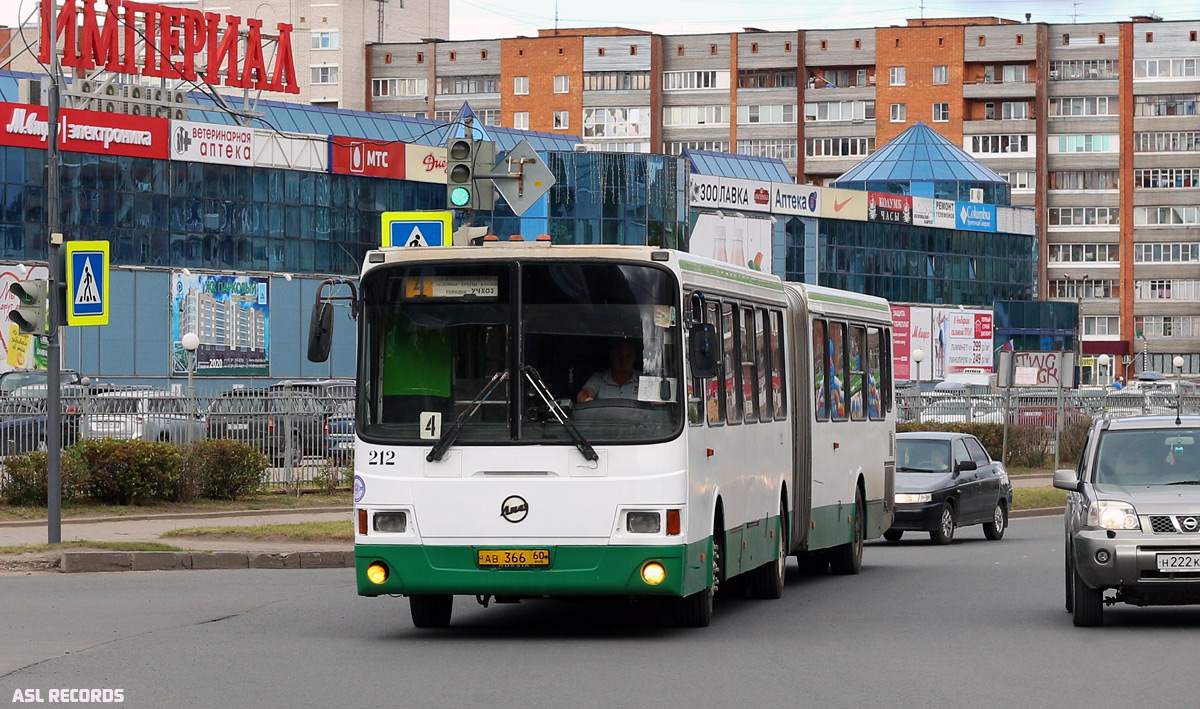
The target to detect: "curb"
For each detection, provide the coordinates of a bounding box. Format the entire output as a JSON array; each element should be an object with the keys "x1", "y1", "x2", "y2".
[
  {"x1": 0, "y1": 506, "x2": 351, "y2": 529},
  {"x1": 1011, "y1": 506, "x2": 1064, "y2": 519},
  {"x1": 60, "y1": 550, "x2": 354, "y2": 573}
]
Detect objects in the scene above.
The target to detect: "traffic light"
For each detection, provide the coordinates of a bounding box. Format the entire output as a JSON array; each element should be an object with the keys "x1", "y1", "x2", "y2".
[
  {"x1": 8, "y1": 279, "x2": 48, "y2": 334},
  {"x1": 445, "y1": 138, "x2": 496, "y2": 211}
]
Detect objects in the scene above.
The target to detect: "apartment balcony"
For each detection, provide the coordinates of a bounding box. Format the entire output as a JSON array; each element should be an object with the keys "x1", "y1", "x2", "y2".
[
  {"x1": 962, "y1": 81, "x2": 1036, "y2": 100},
  {"x1": 801, "y1": 84, "x2": 875, "y2": 101},
  {"x1": 963, "y1": 118, "x2": 1036, "y2": 134}
]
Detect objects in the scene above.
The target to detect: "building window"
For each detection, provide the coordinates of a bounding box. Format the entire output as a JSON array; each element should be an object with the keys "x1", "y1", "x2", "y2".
[
  {"x1": 938, "y1": 37, "x2": 944, "y2": 46},
  {"x1": 785, "y1": 41, "x2": 792, "y2": 52},
  {"x1": 1049, "y1": 170, "x2": 1120, "y2": 190},
  {"x1": 663, "y1": 105, "x2": 731, "y2": 126},
  {"x1": 803, "y1": 100, "x2": 876, "y2": 122},
  {"x1": 1134, "y1": 167, "x2": 1200, "y2": 188},
  {"x1": 630, "y1": 45, "x2": 638, "y2": 55},
  {"x1": 677, "y1": 45, "x2": 685, "y2": 56},
  {"x1": 969, "y1": 134, "x2": 1031, "y2": 154},
  {"x1": 751, "y1": 42, "x2": 759, "y2": 53},
  {"x1": 481, "y1": 49, "x2": 488, "y2": 60},
  {"x1": 584, "y1": 71, "x2": 652, "y2": 91},
  {"x1": 854, "y1": 39, "x2": 861, "y2": 49},
  {"x1": 372, "y1": 78, "x2": 428, "y2": 97},
  {"x1": 449, "y1": 51, "x2": 456, "y2": 61},
  {"x1": 311, "y1": 31, "x2": 339, "y2": 50},
  {"x1": 598, "y1": 47, "x2": 605, "y2": 56},
  {"x1": 1098, "y1": 33, "x2": 1106, "y2": 44},
  {"x1": 1133, "y1": 94, "x2": 1200, "y2": 116},
  {"x1": 932, "y1": 66, "x2": 948, "y2": 85},
  {"x1": 1051, "y1": 134, "x2": 1116, "y2": 153},
  {"x1": 1135, "y1": 205, "x2": 1200, "y2": 226},
  {"x1": 1016, "y1": 34, "x2": 1024, "y2": 45},
  {"x1": 1049, "y1": 243, "x2": 1119, "y2": 263},
  {"x1": 1047, "y1": 206, "x2": 1120, "y2": 226},
  {"x1": 890, "y1": 103, "x2": 906, "y2": 122},
  {"x1": 737, "y1": 104, "x2": 798, "y2": 124},
  {"x1": 1134, "y1": 59, "x2": 1199, "y2": 79},
  {"x1": 311, "y1": 66, "x2": 339, "y2": 84},
  {"x1": 554, "y1": 75, "x2": 569, "y2": 93},
  {"x1": 1134, "y1": 242, "x2": 1200, "y2": 263},
  {"x1": 739, "y1": 69, "x2": 798, "y2": 88},
  {"x1": 978, "y1": 35, "x2": 986, "y2": 46},
  {"x1": 435, "y1": 75, "x2": 500, "y2": 95},
  {"x1": 1134, "y1": 131, "x2": 1200, "y2": 152},
  {"x1": 710, "y1": 44, "x2": 718, "y2": 55},
  {"x1": 805, "y1": 136, "x2": 876, "y2": 157},
  {"x1": 1049, "y1": 96, "x2": 1116, "y2": 116},
  {"x1": 996, "y1": 171, "x2": 1036, "y2": 190},
  {"x1": 895, "y1": 38, "x2": 901, "y2": 48},
  {"x1": 583, "y1": 107, "x2": 651, "y2": 138},
  {"x1": 517, "y1": 49, "x2": 524, "y2": 57},
  {"x1": 1002, "y1": 101, "x2": 1028, "y2": 120},
  {"x1": 819, "y1": 40, "x2": 827, "y2": 51},
  {"x1": 664, "y1": 140, "x2": 729, "y2": 154},
  {"x1": 1146, "y1": 32, "x2": 1154, "y2": 43},
  {"x1": 513, "y1": 112, "x2": 529, "y2": 130},
  {"x1": 932, "y1": 102, "x2": 949, "y2": 122},
  {"x1": 553, "y1": 111, "x2": 569, "y2": 129},
  {"x1": 417, "y1": 52, "x2": 424, "y2": 63},
  {"x1": 1083, "y1": 316, "x2": 1121, "y2": 337},
  {"x1": 384, "y1": 53, "x2": 392, "y2": 64},
  {"x1": 1062, "y1": 34, "x2": 1070, "y2": 46},
  {"x1": 558, "y1": 47, "x2": 564, "y2": 55},
  {"x1": 1050, "y1": 59, "x2": 1119, "y2": 80},
  {"x1": 736, "y1": 139, "x2": 798, "y2": 159},
  {"x1": 514, "y1": 76, "x2": 529, "y2": 95},
  {"x1": 1002, "y1": 65, "x2": 1028, "y2": 83},
  {"x1": 663, "y1": 70, "x2": 729, "y2": 90},
  {"x1": 889, "y1": 66, "x2": 906, "y2": 86},
  {"x1": 985, "y1": 102, "x2": 995, "y2": 120}
]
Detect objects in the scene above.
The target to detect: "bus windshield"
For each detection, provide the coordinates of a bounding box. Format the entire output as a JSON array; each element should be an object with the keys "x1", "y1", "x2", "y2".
[{"x1": 359, "y1": 260, "x2": 683, "y2": 445}]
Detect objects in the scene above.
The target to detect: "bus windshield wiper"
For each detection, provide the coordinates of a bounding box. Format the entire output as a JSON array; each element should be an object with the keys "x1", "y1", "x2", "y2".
[
  {"x1": 522, "y1": 365, "x2": 599, "y2": 462},
  {"x1": 1165, "y1": 480, "x2": 1200, "y2": 485},
  {"x1": 427, "y1": 370, "x2": 509, "y2": 462}
]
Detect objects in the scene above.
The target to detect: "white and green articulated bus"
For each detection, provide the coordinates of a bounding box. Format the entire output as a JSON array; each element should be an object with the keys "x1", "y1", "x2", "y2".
[{"x1": 307, "y1": 242, "x2": 895, "y2": 628}]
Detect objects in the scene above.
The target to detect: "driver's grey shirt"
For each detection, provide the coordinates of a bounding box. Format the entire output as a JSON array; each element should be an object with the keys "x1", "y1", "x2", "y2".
[{"x1": 582, "y1": 370, "x2": 641, "y2": 399}]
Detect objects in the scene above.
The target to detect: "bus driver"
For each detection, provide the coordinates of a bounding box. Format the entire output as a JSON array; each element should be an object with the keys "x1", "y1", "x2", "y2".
[{"x1": 576, "y1": 340, "x2": 640, "y2": 402}]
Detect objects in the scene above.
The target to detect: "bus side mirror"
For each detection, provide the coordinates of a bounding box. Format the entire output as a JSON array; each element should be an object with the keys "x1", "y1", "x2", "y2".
[
  {"x1": 307, "y1": 301, "x2": 334, "y2": 363},
  {"x1": 689, "y1": 323, "x2": 719, "y2": 379}
]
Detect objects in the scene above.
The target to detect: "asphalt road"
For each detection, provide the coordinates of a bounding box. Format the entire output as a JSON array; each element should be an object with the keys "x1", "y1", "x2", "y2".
[{"x1": 2, "y1": 516, "x2": 1197, "y2": 708}]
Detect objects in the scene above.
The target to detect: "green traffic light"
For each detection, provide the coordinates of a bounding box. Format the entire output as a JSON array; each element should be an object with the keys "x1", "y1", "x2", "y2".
[{"x1": 449, "y1": 186, "x2": 471, "y2": 207}]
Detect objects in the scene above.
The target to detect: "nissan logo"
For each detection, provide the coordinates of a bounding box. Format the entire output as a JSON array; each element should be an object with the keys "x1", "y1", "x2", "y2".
[
  {"x1": 501, "y1": 495, "x2": 528, "y2": 523},
  {"x1": 1182, "y1": 516, "x2": 1199, "y2": 532}
]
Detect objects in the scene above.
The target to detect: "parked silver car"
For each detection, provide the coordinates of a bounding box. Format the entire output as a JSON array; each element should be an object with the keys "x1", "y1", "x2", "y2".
[
  {"x1": 80, "y1": 388, "x2": 207, "y2": 444},
  {"x1": 1055, "y1": 415, "x2": 1200, "y2": 626}
]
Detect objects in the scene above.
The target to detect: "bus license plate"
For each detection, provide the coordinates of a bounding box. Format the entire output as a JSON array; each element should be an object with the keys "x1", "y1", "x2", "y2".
[
  {"x1": 477, "y1": 549, "x2": 550, "y2": 568},
  {"x1": 1157, "y1": 553, "x2": 1200, "y2": 572}
]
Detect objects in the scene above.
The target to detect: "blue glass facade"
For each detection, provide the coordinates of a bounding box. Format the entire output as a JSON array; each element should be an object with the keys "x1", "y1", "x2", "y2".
[{"x1": 0, "y1": 145, "x2": 445, "y2": 274}]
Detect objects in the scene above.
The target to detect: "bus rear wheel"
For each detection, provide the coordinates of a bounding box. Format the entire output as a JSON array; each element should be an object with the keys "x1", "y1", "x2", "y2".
[
  {"x1": 829, "y1": 488, "x2": 864, "y2": 575},
  {"x1": 409, "y1": 595, "x2": 453, "y2": 628}
]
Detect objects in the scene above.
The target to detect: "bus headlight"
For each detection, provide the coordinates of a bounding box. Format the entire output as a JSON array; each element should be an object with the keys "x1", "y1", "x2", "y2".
[
  {"x1": 627, "y1": 512, "x2": 661, "y2": 533},
  {"x1": 895, "y1": 493, "x2": 932, "y2": 504},
  {"x1": 373, "y1": 511, "x2": 407, "y2": 533},
  {"x1": 366, "y1": 562, "x2": 389, "y2": 585},
  {"x1": 641, "y1": 562, "x2": 666, "y2": 585}
]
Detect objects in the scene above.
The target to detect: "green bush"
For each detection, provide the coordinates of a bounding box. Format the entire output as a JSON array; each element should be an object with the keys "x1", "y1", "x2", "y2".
[
  {"x1": 75, "y1": 438, "x2": 180, "y2": 505},
  {"x1": 1057, "y1": 418, "x2": 1092, "y2": 469},
  {"x1": 0, "y1": 449, "x2": 89, "y2": 506},
  {"x1": 897, "y1": 421, "x2": 1079, "y2": 469},
  {"x1": 180, "y1": 439, "x2": 268, "y2": 500},
  {"x1": 1004, "y1": 424, "x2": 1052, "y2": 469}
]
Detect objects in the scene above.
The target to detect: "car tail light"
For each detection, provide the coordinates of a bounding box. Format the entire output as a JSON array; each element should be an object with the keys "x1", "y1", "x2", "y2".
[
  {"x1": 268, "y1": 418, "x2": 275, "y2": 433},
  {"x1": 324, "y1": 420, "x2": 330, "y2": 435}
]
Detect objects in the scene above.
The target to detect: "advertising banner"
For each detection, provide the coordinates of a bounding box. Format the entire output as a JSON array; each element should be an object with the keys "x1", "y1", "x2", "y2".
[
  {"x1": 0, "y1": 103, "x2": 169, "y2": 159},
  {"x1": 819, "y1": 187, "x2": 867, "y2": 221},
  {"x1": 689, "y1": 175, "x2": 771, "y2": 212},
  {"x1": 912, "y1": 197, "x2": 935, "y2": 228},
  {"x1": 771, "y1": 183, "x2": 820, "y2": 217},
  {"x1": 688, "y1": 212, "x2": 773, "y2": 273},
  {"x1": 170, "y1": 120, "x2": 254, "y2": 166},
  {"x1": 404, "y1": 144, "x2": 448, "y2": 183},
  {"x1": 0, "y1": 265, "x2": 50, "y2": 374},
  {"x1": 934, "y1": 199, "x2": 957, "y2": 229},
  {"x1": 171, "y1": 273, "x2": 270, "y2": 376},
  {"x1": 330, "y1": 135, "x2": 405, "y2": 179},
  {"x1": 934, "y1": 307, "x2": 994, "y2": 379},
  {"x1": 868, "y1": 192, "x2": 913, "y2": 224},
  {"x1": 891, "y1": 305, "x2": 912, "y2": 380},
  {"x1": 906, "y1": 306, "x2": 935, "y2": 382},
  {"x1": 955, "y1": 201, "x2": 997, "y2": 232}
]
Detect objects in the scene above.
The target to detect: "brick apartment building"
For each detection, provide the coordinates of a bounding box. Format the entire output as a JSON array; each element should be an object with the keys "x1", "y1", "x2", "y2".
[{"x1": 368, "y1": 15, "x2": 1200, "y2": 375}]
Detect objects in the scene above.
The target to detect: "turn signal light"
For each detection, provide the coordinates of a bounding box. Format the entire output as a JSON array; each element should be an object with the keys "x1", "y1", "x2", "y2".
[
  {"x1": 366, "y1": 562, "x2": 389, "y2": 585},
  {"x1": 358, "y1": 508, "x2": 367, "y2": 535},
  {"x1": 666, "y1": 509, "x2": 681, "y2": 536},
  {"x1": 641, "y1": 561, "x2": 666, "y2": 585}
]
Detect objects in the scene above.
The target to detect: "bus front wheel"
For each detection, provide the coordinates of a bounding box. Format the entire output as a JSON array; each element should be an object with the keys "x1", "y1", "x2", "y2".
[
  {"x1": 409, "y1": 595, "x2": 453, "y2": 628},
  {"x1": 676, "y1": 527, "x2": 721, "y2": 627}
]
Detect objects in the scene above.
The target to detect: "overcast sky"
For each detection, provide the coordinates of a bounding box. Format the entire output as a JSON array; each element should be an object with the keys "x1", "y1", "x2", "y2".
[{"x1": 3, "y1": 0, "x2": 1199, "y2": 42}]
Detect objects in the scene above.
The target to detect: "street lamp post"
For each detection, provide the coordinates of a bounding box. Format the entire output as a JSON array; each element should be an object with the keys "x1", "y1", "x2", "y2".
[
  {"x1": 182, "y1": 333, "x2": 199, "y2": 444},
  {"x1": 1097, "y1": 354, "x2": 1111, "y2": 387},
  {"x1": 912, "y1": 348, "x2": 926, "y2": 387},
  {"x1": 1175, "y1": 355, "x2": 1186, "y2": 387}
]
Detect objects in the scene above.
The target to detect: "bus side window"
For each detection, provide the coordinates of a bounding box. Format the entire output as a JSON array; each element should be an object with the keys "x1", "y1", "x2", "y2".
[
  {"x1": 705, "y1": 302, "x2": 724, "y2": 425},
  {"x1": 770, "y1": 310, "x2": 786, "y2": 419},
  {"x1": 881, "y1": 328, "x2": 893, "y2": 413},
  {"x1": 813, "y1": 318, "x2": 828, "y2": 421},
  {"x1": 867, "y1": 326, "x2": 884, "y2": 420},
  {"x1": 723, "y1": 302, "x2": 742, "y2": 424},
  {"x1": 849, "y1": 325, "x2": 866, "y2": 421},
  {"x1": 829, "y1": 321, "x2": 848, "y2": 421},
  {"x1": 741, "y1": 305, "x2": 758, "y2": 423},
  {"x1": 755, "y1": 309, "x2": 771, "y2": 422}
]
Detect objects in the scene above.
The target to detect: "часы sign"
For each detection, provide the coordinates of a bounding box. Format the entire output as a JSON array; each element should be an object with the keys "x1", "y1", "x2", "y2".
[{"x1": 40, "y1": 0, "x2": 299, "y2": 94}]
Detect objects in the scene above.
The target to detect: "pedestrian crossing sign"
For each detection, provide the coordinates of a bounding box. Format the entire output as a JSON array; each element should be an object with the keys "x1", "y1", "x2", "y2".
[{"x1": 65, "y1": 241, "x2": 110, "y2": 326}]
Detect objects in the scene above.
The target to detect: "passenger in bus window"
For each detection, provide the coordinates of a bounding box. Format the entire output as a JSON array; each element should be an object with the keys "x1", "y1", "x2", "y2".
[{"x1": 576, "y1": 340, "x2": 640, "y2": 402}]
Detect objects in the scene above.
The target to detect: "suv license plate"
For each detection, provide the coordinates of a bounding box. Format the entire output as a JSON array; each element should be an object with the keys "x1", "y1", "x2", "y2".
[
  {"x1": 1156, "y1": 553, "x2": 1200, "y2": 572},
  {"x1": 477, "y1": 549, "x2": 550, "y2": 568}
]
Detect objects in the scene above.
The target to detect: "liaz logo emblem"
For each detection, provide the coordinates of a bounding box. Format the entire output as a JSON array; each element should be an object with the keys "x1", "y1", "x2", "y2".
[{"x1": 501, "y1": 495, "x2": 529, "y2": 523}]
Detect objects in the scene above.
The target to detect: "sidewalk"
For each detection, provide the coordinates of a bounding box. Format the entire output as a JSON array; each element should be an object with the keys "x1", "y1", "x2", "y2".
[{"x1": 0, "y1": 508, "x2": 353, "y2": 574}]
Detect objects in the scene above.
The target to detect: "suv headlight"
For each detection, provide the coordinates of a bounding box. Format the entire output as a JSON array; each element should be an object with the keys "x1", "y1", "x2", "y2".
[
  {"x1": 895, "y1": 493, "x2": 932, "y2": 504},
  {"x1": 1087, "y1": 501, "x2": 1140, "y2": 531}
]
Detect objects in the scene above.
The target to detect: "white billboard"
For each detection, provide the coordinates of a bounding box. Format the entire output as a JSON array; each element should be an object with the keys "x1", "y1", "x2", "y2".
[{"x1": 688, "y1": 213, "x2": 774, "y2": 273}]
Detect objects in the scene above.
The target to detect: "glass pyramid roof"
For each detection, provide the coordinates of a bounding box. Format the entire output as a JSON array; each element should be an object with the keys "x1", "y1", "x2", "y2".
[
  {"x1": 830, "y1": 122, "x2": 1007, "y2": 186},
  {"x1": 681, "y1": 149, "x2": 793, "y2": 182}
]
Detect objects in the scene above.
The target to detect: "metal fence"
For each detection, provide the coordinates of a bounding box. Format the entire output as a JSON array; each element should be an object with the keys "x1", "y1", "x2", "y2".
[
  {"x1": 898, "y1": 388, "x2": 1200, "y2": 426},
  {"x1": 0, "y1": 383, "x2": 355, "y2": 491}
]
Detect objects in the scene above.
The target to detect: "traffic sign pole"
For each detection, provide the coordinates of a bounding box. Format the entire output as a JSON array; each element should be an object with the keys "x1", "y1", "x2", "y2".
[{"x1": 46, "y1": 3, "x2": 63, "y2": 545}]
